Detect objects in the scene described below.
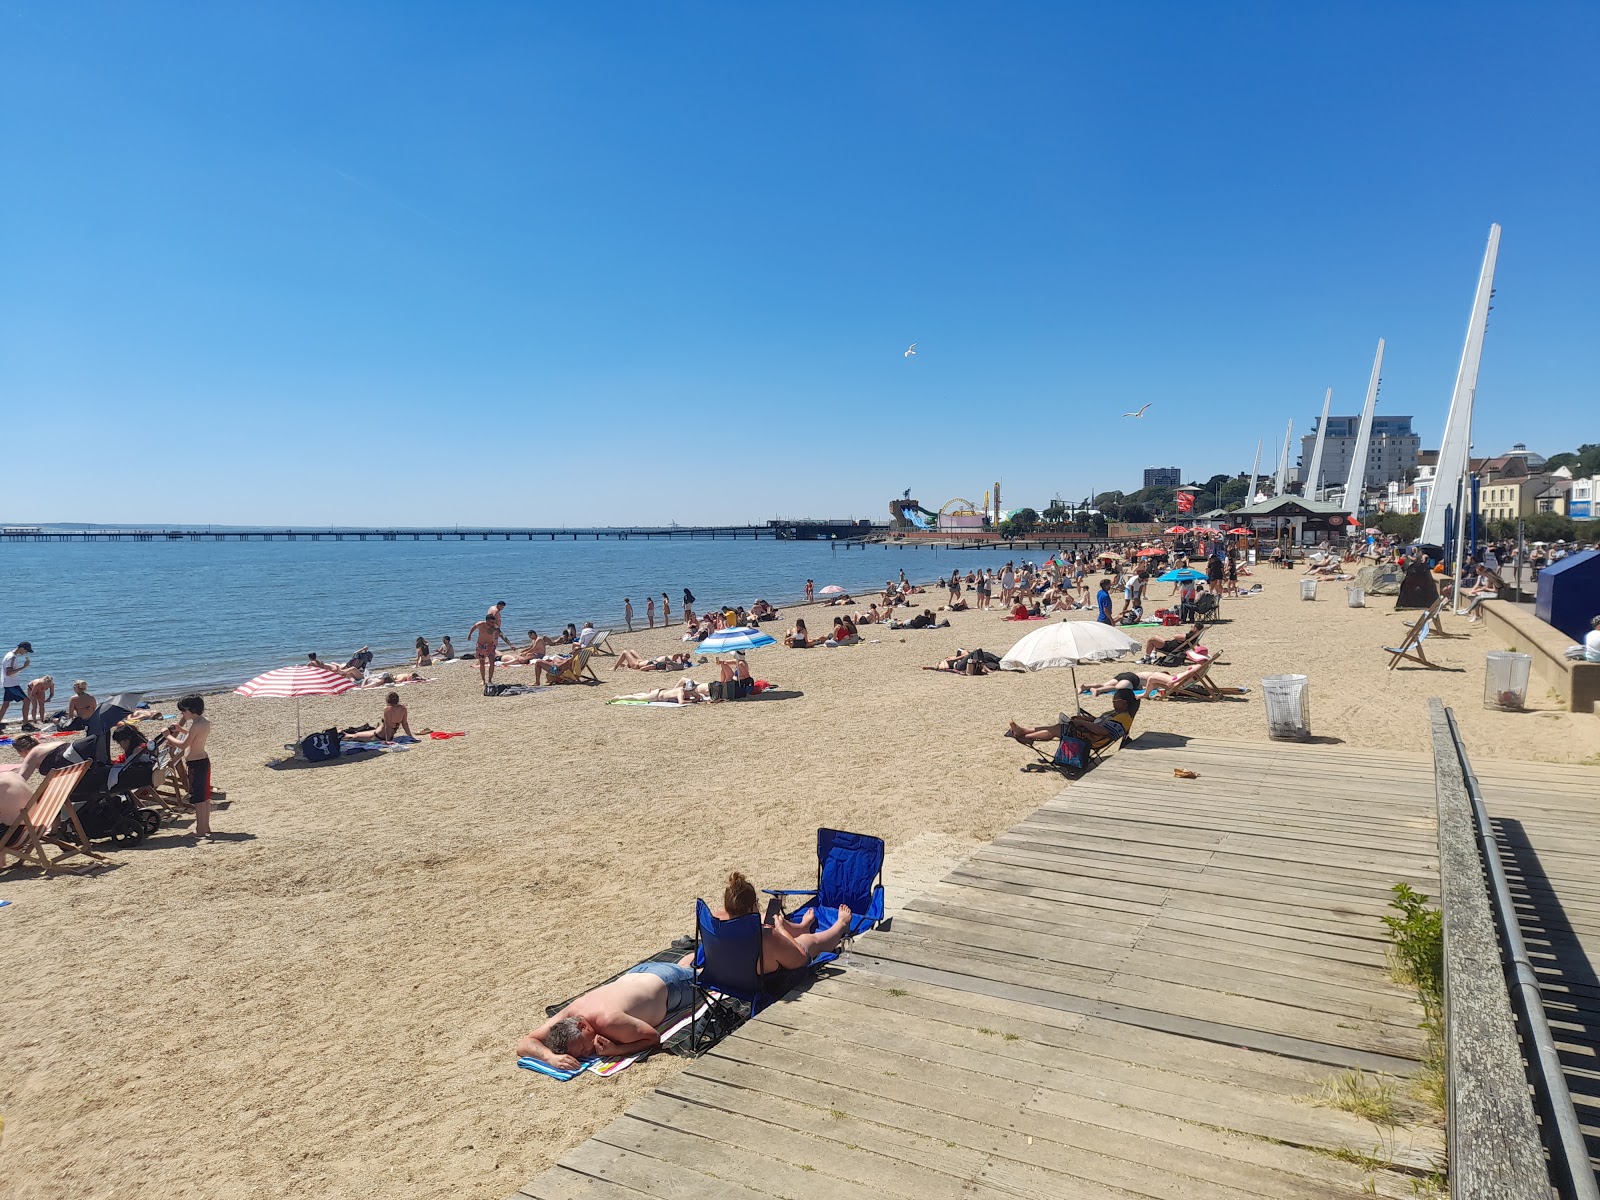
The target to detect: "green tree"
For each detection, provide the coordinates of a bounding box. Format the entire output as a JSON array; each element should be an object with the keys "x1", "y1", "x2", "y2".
[
  {"x1": 1545, "y1": 444, "x2": 1600, "y2": 478},
  {"x1": 1041, "y1": 499, "x2": 1070, "y2": 525},
  {"x1": 1372, "y1": 513, "x2": 1421, "y2": 541}
]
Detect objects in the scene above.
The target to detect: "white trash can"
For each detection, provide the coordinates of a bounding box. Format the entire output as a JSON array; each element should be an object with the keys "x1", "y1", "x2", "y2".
[
  {"x1": 1262, "y1": 674, "x2": 1311, "y2": 741},
  {"x1": 1299, "y1": 579, "x2": 1318, "y2": 601},
  {"x1": 1484, "y1": 652, "x2": 1532, "y2": 711},
  {"x1": 1346, "y1": 586, "x2": 1365, "y2": 608}
]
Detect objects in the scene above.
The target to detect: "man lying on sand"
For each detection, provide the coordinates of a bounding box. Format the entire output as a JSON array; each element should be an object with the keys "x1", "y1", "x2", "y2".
[
  {"x1": 612, "y1": 650, "x2": 693, "y2": 672},
  {"x1": 516, "y1": 955, "x2": 697, "y2": 1070}
]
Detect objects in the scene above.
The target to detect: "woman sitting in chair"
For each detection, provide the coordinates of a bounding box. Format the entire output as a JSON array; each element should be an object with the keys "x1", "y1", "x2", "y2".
[{"x1": 715, "y1": 871, "x2": 852, "y2": 973}]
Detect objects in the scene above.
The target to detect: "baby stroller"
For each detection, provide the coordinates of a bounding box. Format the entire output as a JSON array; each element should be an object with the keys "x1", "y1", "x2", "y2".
[{"x1": 61, "y1": 695, "x2": 163, "y2": 846}]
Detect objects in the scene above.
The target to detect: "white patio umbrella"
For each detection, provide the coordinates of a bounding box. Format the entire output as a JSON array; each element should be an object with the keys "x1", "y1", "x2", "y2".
[
  {"x1": 818, "y1": 585, "x2": 847, "y2": 595},
  {"x1": 235, "y1": 664, "x2": 358, "y2": 741},
  {"x1": 999, "y1": 619, "x2": 1140, "y2": 701}
]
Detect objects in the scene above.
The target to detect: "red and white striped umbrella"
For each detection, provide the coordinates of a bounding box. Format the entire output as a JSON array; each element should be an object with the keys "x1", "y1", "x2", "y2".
[
  {"x1": 235, "y1": 665, "x2": 357, "y2": 699},
  {"x1": 236, "y1": 664, "x2": 357, "y2": 744}
]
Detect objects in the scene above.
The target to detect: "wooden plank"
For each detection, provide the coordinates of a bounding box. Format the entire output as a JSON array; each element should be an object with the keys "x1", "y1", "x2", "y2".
[
  {"x1": 1428, "y1": 699, "x2": 1548, "y2": 1199},
  {"x1": 518, "y1": 1166, "x2": 644, "y2": 1199},
  {"x1": 554, "y1": 1140, "x2": 762, "y2": 1200}
]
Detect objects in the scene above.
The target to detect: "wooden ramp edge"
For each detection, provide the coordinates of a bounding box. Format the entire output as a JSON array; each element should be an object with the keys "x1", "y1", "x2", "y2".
[{"x1": 515, "y1": 736, "x2": 1449, "y2": 1200}]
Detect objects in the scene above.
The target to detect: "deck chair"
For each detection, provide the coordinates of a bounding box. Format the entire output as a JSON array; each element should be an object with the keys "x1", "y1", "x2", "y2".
[
  {"x1": 688, "y1": 898, "x2": 771, "y2": 1056},
  {"x1": 140, "y1": 733, "x2": 195, "y2": 815},
  {"x1": 1148, "y1": 657, "x2": 1215, "y2": 699},
  {"x1": 1385, "y1": 615, "x2": 1438, "y2": 669},
  {"x1": 546, "y1": 647, "x2": 600, "y2": 685},
  {"x1": 589, "y1": 630, "x2": 617, "y2": 656},
  {"x1": 0, "y1": 761, "x2": 104, "y2": 874},
  {"x1": 764, "y1": 828, "x2": 886, "y2": 938},
  {"x1": 1152, "y1": 625, "x2": 1203, "y2": 667}
]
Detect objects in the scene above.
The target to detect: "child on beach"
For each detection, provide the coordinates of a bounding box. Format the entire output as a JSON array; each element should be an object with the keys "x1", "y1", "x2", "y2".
[{"x1": 166, "y1": 695, "x2": 214, "y2": 840}]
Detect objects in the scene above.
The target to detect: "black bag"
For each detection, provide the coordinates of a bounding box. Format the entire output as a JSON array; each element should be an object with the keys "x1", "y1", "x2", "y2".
[{"x1": 302, "y1": 728, "x2": 343, "y2": 762}]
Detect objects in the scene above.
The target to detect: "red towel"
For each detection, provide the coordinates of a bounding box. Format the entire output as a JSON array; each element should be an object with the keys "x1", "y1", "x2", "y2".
[{"x1": 428, "y1": 731, "x2": 467, "y2": 740}]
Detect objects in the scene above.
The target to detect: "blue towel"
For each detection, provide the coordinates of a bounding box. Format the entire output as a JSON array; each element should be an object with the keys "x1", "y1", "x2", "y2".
[
  {"x1": 0, "y1": 899, "x2": 11, "y2": 909},
  {"x1": 517, "y1": 1055, "x2": 598, "y2": 1081}
]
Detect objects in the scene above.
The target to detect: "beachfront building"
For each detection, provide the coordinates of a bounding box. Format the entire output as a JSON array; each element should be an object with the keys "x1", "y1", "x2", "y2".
[
  {"x1": 1479, "y1": 474, "x2": 1557, "y2": 523},
  {"x1": 1143, "y1": 466, "x2": 1182, "y2": 489},
  {"x1": 1569, "y1": 475, "x2": 1600, "y2": 520},
  {"x1": 1232, "y1": 496, "x2": 1353, "y2": 545},
  {"x1": 1297, "y1": 415, "x2": 1420, "y2": 491}
]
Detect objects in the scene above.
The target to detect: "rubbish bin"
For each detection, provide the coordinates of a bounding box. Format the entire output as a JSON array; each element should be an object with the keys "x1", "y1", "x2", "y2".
[
  {"x1": 1346, "y1": 586, "x2": 1365, "y2": 608},
  {"x1": 1262, "y1": 674, "x2": 1311, "y2": 741},
  {"x1": 1484, "y1": 652, "x2": 1532, "y2": 711},
  {"x1": 1299, "y1": 579, "x2": 1318, "y2": 601}
]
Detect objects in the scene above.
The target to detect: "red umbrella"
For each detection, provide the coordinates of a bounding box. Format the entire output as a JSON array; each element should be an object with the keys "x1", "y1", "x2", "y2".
[
  {"x1": 236, "y1": 664, "x2": 357, "y2": 741},
  {"x1": 1226, "y1": 527, "x2": 1252, "y2": 535},
  {"x1": 1164, "y1": 526, "x2": 1190, "y2": 535},
  {"x1": 1136, "y1": 547, "x2": 1167, "y2": 557}
]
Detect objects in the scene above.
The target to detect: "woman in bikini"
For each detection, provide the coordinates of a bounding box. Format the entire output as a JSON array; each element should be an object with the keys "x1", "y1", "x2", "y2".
[{"x1": 713, "y1": 871, "x2": 852, "y2": 973}]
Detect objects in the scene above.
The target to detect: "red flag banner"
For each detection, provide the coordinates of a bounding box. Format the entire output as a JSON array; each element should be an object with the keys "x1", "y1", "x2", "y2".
[{"x1": 1176, "y1": 491, "x2": 1195, "y2": 513}]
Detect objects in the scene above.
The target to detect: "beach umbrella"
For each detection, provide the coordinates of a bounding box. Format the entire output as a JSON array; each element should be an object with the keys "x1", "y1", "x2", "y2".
[
  {"x1": 1136, "y1": 547, "x2": 1167, "y2": 558},
  {"x1": 235, "y1": 664, "x2": 357, "y2": 742},
  {"x1": 696, "y1": 626, "x2": 778, "y2": 655},
  {"x1": 1157, "y1": 568, "x2": 1207, "y2": 583},
  {"x1": 999, "y1": 620, "x2": 1139, "y2": 698},
  {"x1": 1164, "y1": 526, "x2": 1190, "y2": 535},
  {"x1": 818, "y1": 585, "x2": 847, "y2": 595},
  {"x1": 1226, "y1": 527, "x2": 1252, "y2": 535}
]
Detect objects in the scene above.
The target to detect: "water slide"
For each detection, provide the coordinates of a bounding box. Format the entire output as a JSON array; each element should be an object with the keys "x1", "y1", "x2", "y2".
[{"x1": 889, "y1": 498, "x2": 941, "y2": 530}]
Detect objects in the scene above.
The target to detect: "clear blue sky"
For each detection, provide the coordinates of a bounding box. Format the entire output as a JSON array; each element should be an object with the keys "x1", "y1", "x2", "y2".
[{"x1": 3, "y1": 2, "x2": 1595, "y2": 526}]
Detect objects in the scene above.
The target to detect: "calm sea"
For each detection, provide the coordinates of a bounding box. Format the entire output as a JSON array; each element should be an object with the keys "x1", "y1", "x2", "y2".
[{"x1": 4, "y1": 537, "x2": 1027, "y2": 695}]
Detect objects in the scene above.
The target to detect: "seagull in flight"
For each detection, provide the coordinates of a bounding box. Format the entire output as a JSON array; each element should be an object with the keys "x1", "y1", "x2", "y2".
[
  {"x1": 903, "y1": 343, "x2": 917, "y2": 358},
  {"x1": 1122, "y1": 403, "x2": 1152, "y2": 418}
]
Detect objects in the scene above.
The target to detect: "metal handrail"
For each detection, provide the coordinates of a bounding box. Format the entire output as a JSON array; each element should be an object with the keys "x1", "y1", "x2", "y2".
[{"x1": 1443, "y1": 705, "x2": 1599, "y2": 1200}]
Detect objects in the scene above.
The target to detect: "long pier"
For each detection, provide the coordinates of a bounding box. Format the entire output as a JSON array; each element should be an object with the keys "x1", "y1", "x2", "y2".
[{"x1": 1, "y1": 520, "x2": 882, "y2": 544}]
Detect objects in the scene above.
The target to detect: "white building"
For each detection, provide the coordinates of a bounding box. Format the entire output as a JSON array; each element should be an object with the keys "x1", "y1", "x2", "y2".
[
  {"x1": 1569, "y1": 475, "x2": 1599, "y2": 520},
  {"x1": 1298, "y1": 415, "x2": 1421, "y2": 492}
]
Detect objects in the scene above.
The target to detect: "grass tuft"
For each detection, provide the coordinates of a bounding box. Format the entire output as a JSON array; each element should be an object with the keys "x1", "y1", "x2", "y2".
[{"x1": 1305, "y1": 1071, "x2": 1407, "y2": 1128}]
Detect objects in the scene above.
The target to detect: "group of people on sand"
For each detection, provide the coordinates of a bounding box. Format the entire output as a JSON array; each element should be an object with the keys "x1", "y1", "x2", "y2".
[
  {"x1": 1, "y1": 644, "x2": 101, "y2": 735},
  {"x1": 516, "y1": 870, "x2": 852, "y2": 1071},
  {"x1": 611, "y1": 651, "x2": 753, "y2": 705}
]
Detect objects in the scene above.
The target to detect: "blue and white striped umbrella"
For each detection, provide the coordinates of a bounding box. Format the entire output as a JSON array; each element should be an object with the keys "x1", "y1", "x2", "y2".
[{"x1": 697, "y1": 626, "x2": 778, "y2": 654}]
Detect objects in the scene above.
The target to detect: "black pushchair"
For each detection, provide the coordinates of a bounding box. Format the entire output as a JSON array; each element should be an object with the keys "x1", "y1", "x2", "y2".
[{"x1": 56, "y1": 695, "x2": 164, "y2": 846}]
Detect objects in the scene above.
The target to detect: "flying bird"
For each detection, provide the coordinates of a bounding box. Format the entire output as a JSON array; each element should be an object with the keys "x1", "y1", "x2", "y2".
[
  {"x1": 1122, "y1": 403, "x2": 1152, "y2": 418},
  {"x1": 903, "y1": 343, "x2": 917, "y2": 358}
]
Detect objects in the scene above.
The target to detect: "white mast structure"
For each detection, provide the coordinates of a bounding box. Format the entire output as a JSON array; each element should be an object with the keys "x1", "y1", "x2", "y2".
[
  {"x1": 1245, "y1": 439, "x2": 1262, "y2": 506},
  {"x1": 1305, "y1": 388, "x2": 1333, "y2": 500},
  {"x1": 1420, "y1": 223, "x2": 1501, "y2": 599},
  {"x1": 1341, "y1": 338, "x2": 1386, "y2": 516},
  {"x1": 1274, "y1": 420, "x2": 1294, "y2": 496}
]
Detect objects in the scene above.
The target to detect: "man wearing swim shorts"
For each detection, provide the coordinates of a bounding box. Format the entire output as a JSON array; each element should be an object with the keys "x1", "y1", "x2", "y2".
[
  {"x1": 516, "y1": 956, "x2": 695, "y2": 1071},
  {"x1": 468, "y1": 602, "x2": 510, "y2": 687},
  {"x1": 167, "y1": 694, "x2": 213, "y2": 840},
  {"x1": 0, "y1": 641, "x2": 31, "y2": 730}
]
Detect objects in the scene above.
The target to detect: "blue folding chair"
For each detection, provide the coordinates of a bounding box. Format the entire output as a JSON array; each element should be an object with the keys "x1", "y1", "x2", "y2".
[
  {"x1": 764, "y1": 827, "x2": 886, "y2": 939},
  {"x1": 689, "y1": 898, "x2": 771, "y2": 1056}
]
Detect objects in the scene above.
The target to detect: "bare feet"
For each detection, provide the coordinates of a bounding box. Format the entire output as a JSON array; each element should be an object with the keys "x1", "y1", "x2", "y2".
[{"x1": 1003, "y1": 721, "x2": 1025, "y2": 742}]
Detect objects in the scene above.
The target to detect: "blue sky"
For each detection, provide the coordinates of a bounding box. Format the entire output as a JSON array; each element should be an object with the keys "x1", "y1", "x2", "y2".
[{"x1": 2, "y1": 2, "x2": 1595, "y2": 526}]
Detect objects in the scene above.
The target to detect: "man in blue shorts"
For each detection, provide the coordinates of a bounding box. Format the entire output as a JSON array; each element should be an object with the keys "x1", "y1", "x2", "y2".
[
  {"x1": 0, "y1": 641, "x2": 32, "y2": 730},
  {"x1": 516, "y1": 955, "x2": 694, "y2": 1071}
]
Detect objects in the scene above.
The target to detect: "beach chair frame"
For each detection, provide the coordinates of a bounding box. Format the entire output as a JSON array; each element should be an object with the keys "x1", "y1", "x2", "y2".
[
  {"x1": 1385, "y1": 612, "x2": 1439, "y2": 670},
  {"x1": 590, "y1": 630, "x2": 617, "y2": 657},
  {"x1": 547, "y1": 647, "x2": 601, "y2": 685},
  {"x1": 0, "y1": 762, "x2": 105, "y2": 875},
  {"x1": 764, "y1": 828, "x2": 886, "y2": 938},
  {"x1": 688, "y1": 898, "x2": 772, "y2": 1057}
]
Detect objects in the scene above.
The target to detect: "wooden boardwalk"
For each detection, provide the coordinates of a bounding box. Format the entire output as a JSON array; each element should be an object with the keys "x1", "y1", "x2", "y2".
[
  {"x1": 516, "y1": 735, "x2": 1448, "y2": 1199},
  {"x1": 1473, "y1": 756, "x2": 1600, "y2": 1170}
]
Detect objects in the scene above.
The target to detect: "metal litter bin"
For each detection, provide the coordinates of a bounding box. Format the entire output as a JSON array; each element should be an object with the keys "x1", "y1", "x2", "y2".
[
  {"x1": 1300, "y1": 579, "x2": 1318, "y2": 601},
  {"x1": 1484, "y1": 651, "x2": 1532, "y2": 711},
  {"x1": 1262, "y1": 674, "x2": 1311, "y2": 741}
]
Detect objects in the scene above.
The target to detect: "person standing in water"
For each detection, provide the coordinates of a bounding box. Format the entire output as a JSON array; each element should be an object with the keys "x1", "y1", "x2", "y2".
[{"x1": 167, "y1": 695, "x2": 214, "y2": 840}]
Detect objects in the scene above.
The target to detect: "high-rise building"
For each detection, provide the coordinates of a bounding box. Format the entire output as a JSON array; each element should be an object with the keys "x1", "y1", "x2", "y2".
[
  {"x1": 1297, "y1": 416, "x2": 1419, "y2": 492},
  {"x1": 1142, "y1": 466, "x2": 1182, "y2": 489}
]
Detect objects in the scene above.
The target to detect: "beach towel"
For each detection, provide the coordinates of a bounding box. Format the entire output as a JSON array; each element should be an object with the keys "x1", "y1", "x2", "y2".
[
  {"x1": 607, "y1": 698, "x2": 694, "y2": 708},
  {"x1": 428, "y1": 731, "x2": 467, "y2": 739},
  {"x1": 0, "y1": 900, "x2": 11, "y2": 910},
  {"x1": 483, "y1": 683, "x2": 547, "y2": 697}
]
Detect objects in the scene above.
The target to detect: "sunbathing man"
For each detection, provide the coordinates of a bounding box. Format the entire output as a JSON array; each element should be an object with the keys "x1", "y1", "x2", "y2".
[
  {"x1": 516, "y1": 952, "x2": 698, "y2": 1071},
  {"x1": 1004, "y1": 689, "x2": 1137, "y2": 749},
  {"x1": 344, "y1": 692, "x2": 413, "y2": 742},
  {"x1": 613, "y1": 678, "x2": 704, "y2": 704},
  {"x1": 326, "y1": 648, "x2": 374, "y2": 681},
  {"x1": 922, "y1": 648, "x2": 998, "y2": 675},
  {"x1": 501, "y1": 631, "x2": 550, "y2": 664},
  {"x1": 612, "y1": 649, "x2": 693, "y2": 672},
  {"x1": 716, "y1": 871, "x2": 852, "y2": 974}
]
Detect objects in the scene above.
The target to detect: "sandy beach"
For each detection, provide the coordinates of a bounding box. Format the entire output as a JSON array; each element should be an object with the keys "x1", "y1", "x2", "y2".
[{"x1": 5, "y1": 568, "x2": 1598, "y2": 1200}]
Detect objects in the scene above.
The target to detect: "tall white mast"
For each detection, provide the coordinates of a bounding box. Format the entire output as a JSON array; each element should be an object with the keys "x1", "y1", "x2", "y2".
[
  {"x1": 1341, "y1": 338, "x2": 1386, "y2": 515},
  {"x1": 1274, "y1": 420, "x2": 1294, "y2": 496},
  {"x1": 1305, "y1": 388, "x2": 1333, "y2": 500},
  {"x1": 1421, "y1": 224, "x2": 1501, "y2": 551},
  {"x1": 1245, "y1": 439, "x2": 1262, "y2": 506}
]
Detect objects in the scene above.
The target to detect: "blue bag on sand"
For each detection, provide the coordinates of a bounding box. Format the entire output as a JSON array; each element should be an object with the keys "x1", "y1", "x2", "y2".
[
  {"x1": 1054, "y1": 736, "x2": 1090, "y2": 771},
  {"x1": 301, "y1": 729, "x2": 342, "y2": 762}
]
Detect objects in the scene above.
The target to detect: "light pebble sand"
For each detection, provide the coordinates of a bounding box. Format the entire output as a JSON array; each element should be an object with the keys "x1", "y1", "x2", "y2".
[{"x1": 4, "y1": 568, "x2": 1597, "y2": 1199}]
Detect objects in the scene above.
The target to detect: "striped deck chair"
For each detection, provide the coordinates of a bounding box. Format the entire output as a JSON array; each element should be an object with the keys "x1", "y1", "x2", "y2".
[
  {"x1": 589, "y1": 630, "x2": 617, "y2": 656},
  {"x1": 1385, "y1": 614, "x2": 1438, "y2": 669},
  {"x1": 547, "y1": 646, "x2": 600, "y2": 685},
  {"x1": 1148, "y1": 656, "x2": 1218, "y2": 700},
  {"x1": 0, "y1": 761, "x2": 104, "y2": 874}
]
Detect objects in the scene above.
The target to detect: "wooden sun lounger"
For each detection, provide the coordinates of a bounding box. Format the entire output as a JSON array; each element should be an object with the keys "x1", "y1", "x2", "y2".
[
  {"x1": 0, "y1": 761, "x2": 104, "y2": 875},
  {"x1": 548, "y1": 646, "x2": 600, "y2": 685},
  {"x1": 1385, "y1": 608, "x2": 1439, "y2": 669}
]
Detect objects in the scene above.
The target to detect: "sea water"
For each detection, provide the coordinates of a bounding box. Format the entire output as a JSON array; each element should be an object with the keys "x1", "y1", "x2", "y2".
[{"x1": 4, "y1": 537, "x2": 1030, "y2": 694}]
